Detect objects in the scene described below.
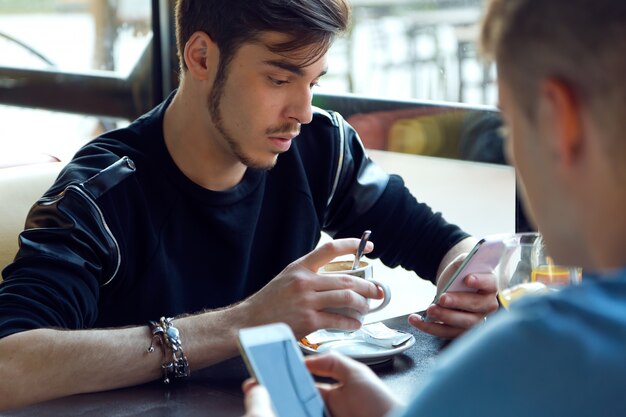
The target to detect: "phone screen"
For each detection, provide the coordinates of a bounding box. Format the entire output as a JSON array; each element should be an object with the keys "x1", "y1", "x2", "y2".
[{"x1": 239, "y1": 323, "x2": 330, "y2": 417}]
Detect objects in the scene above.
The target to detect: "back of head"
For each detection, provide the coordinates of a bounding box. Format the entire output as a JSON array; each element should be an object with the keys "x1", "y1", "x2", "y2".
[
  {"x1": 480, "y1": 0, "x2": 626, "y2": 175},
  {"x1": 174, "y1": 0, "x2": 350, "y2": 71}
]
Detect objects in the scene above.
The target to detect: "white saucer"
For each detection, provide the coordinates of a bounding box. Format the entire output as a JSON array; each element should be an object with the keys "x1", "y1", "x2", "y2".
[{"x1": 299, "y1": 334, "x2": 415, "y2": 365}]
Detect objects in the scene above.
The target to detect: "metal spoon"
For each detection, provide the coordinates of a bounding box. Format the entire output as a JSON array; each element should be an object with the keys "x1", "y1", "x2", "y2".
[{"x1": 351, "y1": 230, "x2": 371, "y2": 270}]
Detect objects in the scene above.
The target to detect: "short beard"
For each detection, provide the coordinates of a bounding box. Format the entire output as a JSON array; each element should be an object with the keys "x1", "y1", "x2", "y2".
[{"x1": 207, "y1": 60, "x2": 278, "y2": 171}]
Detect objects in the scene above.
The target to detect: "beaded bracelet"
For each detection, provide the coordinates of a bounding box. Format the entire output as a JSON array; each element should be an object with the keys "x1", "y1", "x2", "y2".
[{"x1": 147, "y1": 317, "x2": 190, "y2": 383}]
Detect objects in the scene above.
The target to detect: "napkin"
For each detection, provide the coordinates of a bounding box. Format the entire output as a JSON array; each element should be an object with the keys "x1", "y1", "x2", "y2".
[
  {"x1": 302, "y1": 322, "x2": 412, "y2": 350},
  {"x1": 359, "y1": 322, "x2": 413, "y2": 348}
]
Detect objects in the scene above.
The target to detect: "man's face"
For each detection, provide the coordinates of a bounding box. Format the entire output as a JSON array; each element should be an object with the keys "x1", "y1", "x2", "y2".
[
  {"x1": 498, "y1": 77, "x2": 577, "y2": 262},
  {"x1": 206, "y1": 32, "x2": 328, "y2": 170},
  {"x1": 498, "y1": 79, "x2": 539, "y2": 228}
]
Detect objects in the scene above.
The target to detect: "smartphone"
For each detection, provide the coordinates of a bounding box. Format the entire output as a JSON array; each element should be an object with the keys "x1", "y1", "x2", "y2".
[
  {"x1": 238, "y1": 323, "x2": 331, "y2": 417},
  {"x1": 420, "y1": 236, "x2": 507, "y2": 321}
]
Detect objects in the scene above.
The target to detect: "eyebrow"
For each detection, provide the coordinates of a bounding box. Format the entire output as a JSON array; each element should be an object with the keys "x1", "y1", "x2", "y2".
[{"x1": 263, "y1": 59, "x2": 328, "y2": 78}]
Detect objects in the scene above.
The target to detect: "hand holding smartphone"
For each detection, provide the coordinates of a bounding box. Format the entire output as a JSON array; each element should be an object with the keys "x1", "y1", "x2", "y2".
[
  {"x1": 420, "y1": 236, "x2": 507, "y2": 321},
  {"x1": 238, "y1": 323, "x2": 331, "y2": 417}
]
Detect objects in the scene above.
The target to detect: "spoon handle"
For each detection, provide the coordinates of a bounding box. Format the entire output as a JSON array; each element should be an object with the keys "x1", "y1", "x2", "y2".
[{"x1": 352, "y1": 230, "x2": 371, "y2": 270}]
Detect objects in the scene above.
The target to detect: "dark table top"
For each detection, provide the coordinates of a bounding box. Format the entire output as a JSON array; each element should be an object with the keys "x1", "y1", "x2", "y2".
[{"x1": 5, "y1": 315, "x2": 448, "y2": 417}]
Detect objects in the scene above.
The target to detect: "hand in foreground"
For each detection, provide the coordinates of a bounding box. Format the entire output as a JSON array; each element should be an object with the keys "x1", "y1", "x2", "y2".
[
  {"x1": 242, "y1": 380, "x2": 275, "y2": 417},
  {"x1": 306, "y1": 352, "x2": 401, "y2": 417},
  {"x1": 408, "y1": 254, "x2": 499, "y2": 339},
  {"x1": 241, "y1": 353, "x2": 399, "y2": 417},
  {"x1": 238, "y1": 239, "x2": 383, "y2": 338}
]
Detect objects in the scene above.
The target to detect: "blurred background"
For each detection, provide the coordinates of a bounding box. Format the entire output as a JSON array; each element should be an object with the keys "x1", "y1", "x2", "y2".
[{"x1": 0, "y1": 0, "x2": 494, "y2": 163}]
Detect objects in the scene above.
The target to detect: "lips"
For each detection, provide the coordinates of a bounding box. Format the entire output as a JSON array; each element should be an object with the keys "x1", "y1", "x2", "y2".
[
  {"x1": 268, "y1": 132, "x2": 299, "y2": 152},
  {"x1": 268, "y1": 136, "x2": 293, "y2": 153},
  {"x1": 268, "y1": 132, "x2": 299, "y2": 141}
]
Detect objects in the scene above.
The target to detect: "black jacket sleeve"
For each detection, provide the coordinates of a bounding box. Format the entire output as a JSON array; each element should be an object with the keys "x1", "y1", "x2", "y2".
[
  {"x1": 323, "y1": 112, "x2": 469, "y2": 283},
  {"x1": 0, "y1": 157, "x2": 135, "y2": 338}
]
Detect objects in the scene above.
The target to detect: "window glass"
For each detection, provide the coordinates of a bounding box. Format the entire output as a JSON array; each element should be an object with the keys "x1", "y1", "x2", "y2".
[
  {"x1": 320, "y1": 0, "x2": 495, "y2": 106},
  {"x1": 0, "y1": 0, "x2": 151, "y2": 165},
  {"x1": 0, "y1": 0, "x2": 151, "y2": 74}
]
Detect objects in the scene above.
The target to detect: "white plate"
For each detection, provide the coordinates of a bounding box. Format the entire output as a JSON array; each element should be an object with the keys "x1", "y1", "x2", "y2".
[{"x1": 299, "y1": 334, "x2": 415, "y2": 365}]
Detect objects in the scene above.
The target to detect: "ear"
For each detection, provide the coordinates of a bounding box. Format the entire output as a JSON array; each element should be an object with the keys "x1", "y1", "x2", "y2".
[
  {"x1": 183, "y1": 31, "x2": 218, "y2": 81},
  {"x1": 538, "y1": 78, "x2": 583, "y2": 165}
]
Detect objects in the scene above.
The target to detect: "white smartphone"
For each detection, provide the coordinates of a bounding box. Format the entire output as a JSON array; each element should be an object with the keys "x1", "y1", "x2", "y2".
[
  {"x1": 421, "y1": 236, "x2": 507, "y2": 321},
  {"x1": 238, "y1": 323, "x2": 331, "y2": 417}
]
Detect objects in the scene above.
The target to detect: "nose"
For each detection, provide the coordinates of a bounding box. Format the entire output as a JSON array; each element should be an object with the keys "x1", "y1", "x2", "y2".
[{"x1": 287, "y1": 87, "x2": 313, "y2": 125}]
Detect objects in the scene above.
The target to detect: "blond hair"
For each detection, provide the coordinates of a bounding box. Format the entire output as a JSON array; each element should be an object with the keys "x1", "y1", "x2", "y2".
[{"x1": 480, "y1": 0, "x2": 626, "y2": 168}]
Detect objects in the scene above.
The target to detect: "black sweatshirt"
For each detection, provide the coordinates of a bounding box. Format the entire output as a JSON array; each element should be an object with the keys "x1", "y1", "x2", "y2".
[{"x1": 0, "y1": 96, "x2": 468, "y2": 337}]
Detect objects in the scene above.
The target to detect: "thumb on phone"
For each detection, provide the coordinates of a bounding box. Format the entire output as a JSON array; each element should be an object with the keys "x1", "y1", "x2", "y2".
[{"x1": 243, "y1": 383, "x2": 276, "y2": 417}]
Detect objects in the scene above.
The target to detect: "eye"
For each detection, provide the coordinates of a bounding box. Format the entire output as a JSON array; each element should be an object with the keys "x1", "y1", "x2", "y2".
[
  {"x1": 310, "y1": 81, "x2": 320, "y2": 89},
  {"x1": 269, "y1": 77, "x2": 289, "y2": 86}
]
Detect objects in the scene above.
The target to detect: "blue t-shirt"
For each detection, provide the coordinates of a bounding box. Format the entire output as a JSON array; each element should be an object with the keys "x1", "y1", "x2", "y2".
[{"x1": 397, "y1": 268, "x2": 626, "y2": 417}]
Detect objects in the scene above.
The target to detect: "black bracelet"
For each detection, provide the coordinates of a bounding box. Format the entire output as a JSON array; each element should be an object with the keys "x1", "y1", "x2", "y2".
[{"x1": 147, "y1": 317, "x2": 190, "y2": 384}]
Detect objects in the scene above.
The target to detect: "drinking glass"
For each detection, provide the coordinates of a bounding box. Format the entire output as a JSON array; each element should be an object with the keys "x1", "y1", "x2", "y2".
[{"x1": 496, "y1": 233, "x2": 582, "y2": 309}]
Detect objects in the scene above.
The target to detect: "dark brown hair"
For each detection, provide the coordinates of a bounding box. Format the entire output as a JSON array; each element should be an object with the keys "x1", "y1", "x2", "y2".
[{"x1": 175, "y1": 0, "x2": 350, "y2": 72}]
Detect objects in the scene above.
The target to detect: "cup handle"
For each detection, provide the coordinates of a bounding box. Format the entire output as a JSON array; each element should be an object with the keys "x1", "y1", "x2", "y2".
[{"x1": 368, "y1": 279, "x2": 391, "y2": 313}]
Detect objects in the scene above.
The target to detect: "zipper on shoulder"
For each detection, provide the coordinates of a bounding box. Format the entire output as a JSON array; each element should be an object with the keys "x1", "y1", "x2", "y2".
[
  {"x1": 68, "y1": 184, "x2": 121, "y2": 287},
  {"x1": 327, "y1": 112, "x2": 346, "y2": 207}
]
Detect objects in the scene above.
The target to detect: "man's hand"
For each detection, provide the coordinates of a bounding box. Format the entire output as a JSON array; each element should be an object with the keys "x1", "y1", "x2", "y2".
[
  {"x1": 237, "y1": 239, "x2": 383, "y2": 338},
  {"x1": 306, "y1": 353, "x2": 400, "y2": 417},
  {"x1": 241, "y1": 353, "x2": 399, "y2": 417},
  {"x1": 242, "y1": 381, "x2": 275, "y2": 417},
  {"x1": 408, "y1": 251, "x2": 499, "y2": 339}
]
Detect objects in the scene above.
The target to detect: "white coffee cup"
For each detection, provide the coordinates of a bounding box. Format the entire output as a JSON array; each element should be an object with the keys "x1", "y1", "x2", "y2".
[{"x1": 318, "y1": 260, "x2": 392, "y2": 323}]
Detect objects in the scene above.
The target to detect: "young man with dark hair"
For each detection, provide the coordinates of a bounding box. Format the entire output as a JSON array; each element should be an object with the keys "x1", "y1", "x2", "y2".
[
  {"x1": 0, "y1": 0, "x2": 497, "y2": 410},
  {"x1": 242, "y1": 0, "x2": 626, "y2": 416}
]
